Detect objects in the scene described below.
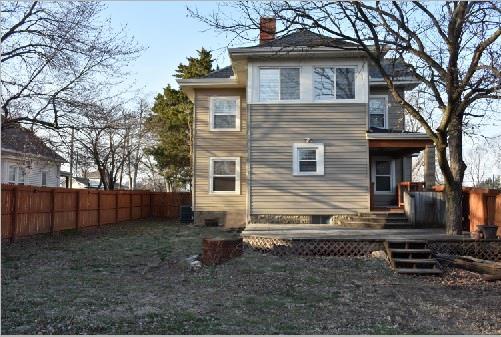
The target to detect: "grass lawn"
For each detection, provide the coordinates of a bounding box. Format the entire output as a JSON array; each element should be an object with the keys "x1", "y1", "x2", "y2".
[{"x1": 2, "y1": 220, "x2": 500, "y2": 334}]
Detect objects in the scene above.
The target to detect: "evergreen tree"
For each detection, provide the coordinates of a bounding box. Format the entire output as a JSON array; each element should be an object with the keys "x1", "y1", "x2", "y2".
[{"x1": 146, "y1": 49, "x2": 213, "y2": 191}]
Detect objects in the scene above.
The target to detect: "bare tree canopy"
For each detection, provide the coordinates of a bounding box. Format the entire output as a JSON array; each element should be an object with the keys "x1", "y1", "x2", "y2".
[
  {"x1": 190, "y1": 1, "x2": 500, "y2": 234},
  {"x1": 1, "y1": 1, "x2": 143, "y2": 129}
]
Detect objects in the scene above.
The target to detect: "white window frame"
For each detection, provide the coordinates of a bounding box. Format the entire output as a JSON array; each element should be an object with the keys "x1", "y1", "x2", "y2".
[
  {"x1": 41, "y1": 170, "x2": 48, "y2": 187},
  {"x1": 292, "y1": 143, "x2": 325, "y2": 176},
  {"x1": 209, "y1": 157, "x2": 240, "y2": 195},
  {"x1": 312, "y1": 65, "x2": 358, "y2": 102},
  {"x1": 8, "y1": 165, "x2": 25, "y2": 185},
  {"x1": 371, "y1": 157, "x2": 395, "y2": 195},
  {"x1": 209, "y1": 96, "x2": 240, "y2": 131},
  {"x1": 369, "y1": 95, "x2": 388, "y2": 129},
  {"x1": 258, "y1": 66, "x2": 302, "y2": 103}
]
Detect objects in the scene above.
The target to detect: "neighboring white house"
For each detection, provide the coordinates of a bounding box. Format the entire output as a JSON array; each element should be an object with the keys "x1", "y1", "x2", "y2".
[{"x1": 1, "y1": 123, "x2": 66, "y2": 187}]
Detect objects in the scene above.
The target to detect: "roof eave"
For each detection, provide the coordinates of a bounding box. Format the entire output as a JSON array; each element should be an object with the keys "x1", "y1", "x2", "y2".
[
  {"x1": 229, "y1": 46, "x2": 368, "y2": 59},
  {"x1": 369, "y1": 79, "x2": 420, "y2": 89},
  {"x1": 365, "y1": 133, "x2": 431, "y2": 140},
  {"x1": 177, "y1": 78, "x2": 243, "y2": 101},
  {"x1": 1, "y1": 148, "x2": 66, "y2": 163}
]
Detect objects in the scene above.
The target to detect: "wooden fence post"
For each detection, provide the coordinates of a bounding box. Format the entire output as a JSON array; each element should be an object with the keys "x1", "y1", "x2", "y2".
[
  {"x1": 97, "y1": 191, "x2": 101, "y2": 227},
  {"x1": 75, "y1": 190, "x2": 81, "y2": 230},
  {"x1": 115, "y1": 192, "x2": 119, "y2": 223},
  {"x1": 129, "y1": 192, "x2": 133, "y2": 220},
  {"x1": 50, "y1": 189, "x2": 56, "y2": 234},
  {"x1": 10, "y1": 186, "x2": 18, "y2": 243}
]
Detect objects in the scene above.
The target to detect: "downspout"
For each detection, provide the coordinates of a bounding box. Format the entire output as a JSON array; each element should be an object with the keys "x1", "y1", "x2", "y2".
[
  {"x1": 192, "y1": 94, "x2": 196, "y2": 214},
  {"x1": 246, "y1": 92, "x2": 251, "y2": 226}
]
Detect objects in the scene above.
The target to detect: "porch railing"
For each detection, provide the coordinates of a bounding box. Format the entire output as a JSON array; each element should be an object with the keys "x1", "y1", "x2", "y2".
[{"x1": 397, "y1": 181, "x2": 425, "y2": 207}]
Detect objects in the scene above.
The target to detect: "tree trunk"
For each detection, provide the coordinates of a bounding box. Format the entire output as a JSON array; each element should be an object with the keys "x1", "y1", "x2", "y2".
[
  {"x1": 444, "y1": 116, "x2": 466, "y2": 235},
  {"x1": 445, "y1": 183, "x2": 463, "y2": 235}
]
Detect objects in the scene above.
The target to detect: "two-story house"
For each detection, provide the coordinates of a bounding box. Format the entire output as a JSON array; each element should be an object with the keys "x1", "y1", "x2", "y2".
[{"x1": 178, "y1": 18, "x2": 436, "y2": 228}]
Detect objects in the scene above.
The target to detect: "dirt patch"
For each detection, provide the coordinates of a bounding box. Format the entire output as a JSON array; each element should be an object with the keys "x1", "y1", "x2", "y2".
[{"x1": 2, "y1": 220, "x2": 500, "y2": 334}]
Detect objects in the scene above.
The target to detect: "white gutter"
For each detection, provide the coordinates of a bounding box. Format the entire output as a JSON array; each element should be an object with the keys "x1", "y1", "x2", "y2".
[{"x1": 176, "y1": 78, "x2": 241, "y2": 86}]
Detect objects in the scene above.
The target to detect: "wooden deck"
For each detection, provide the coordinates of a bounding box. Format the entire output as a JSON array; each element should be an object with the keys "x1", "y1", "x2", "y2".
[{"x1": 243, "y1": 225, "x2": 470, "y2": 241}]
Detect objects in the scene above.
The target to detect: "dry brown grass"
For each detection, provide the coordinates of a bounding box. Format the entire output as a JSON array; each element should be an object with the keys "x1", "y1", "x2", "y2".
[{"x1": 2, "y1": 220, "x2": 500, "y2": 334}]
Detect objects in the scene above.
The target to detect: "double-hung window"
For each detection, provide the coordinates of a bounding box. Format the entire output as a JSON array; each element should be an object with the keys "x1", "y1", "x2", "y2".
[
  {"x1": 373, "y1": 159, "x2": 394, "y2": 193},
  {"x1": 209, "y1": 157, "x2": 240, "y2": 194},
  {"x1": 209, "y1": 96, "x2": 240, "y2": 131},
  {"x1": 8, "y1": 165, "x2": 25, "y2": 185},
  {"x1": 369, "y1": 96, "x2": 388, "y2": 128},
  {"x1": 259, "y1": 68, "x2": 300, "y2": 102},
  {"x1": 293, "y1": 143, "x2": 324, "y2": 176},
  {"x1": 313, "y1": 66, "x2": 356, "y2": 100},
  {"x1": 41, "y1": 171, "x2": 48, "y2": 187}
]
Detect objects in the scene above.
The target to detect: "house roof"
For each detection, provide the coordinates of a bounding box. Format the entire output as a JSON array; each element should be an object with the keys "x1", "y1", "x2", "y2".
[
  {"x1": 73, "y1": 176, "x2": 90, "y2": 185},
  {"x1": 1, "y1": 124, "x2": 66, "y2": 162},
  {"x1": 369, "y1": 60, "x2": 414, "y2": 79},
  {"x1": 191, "y1": 29, "x2": 416, "y2": 84},
  {"x1": 202, "y1": 66, "x2": 234, "y2": 79},
  {"x1": 248, "y1": 29, "x2": 361, "y2": 49}
]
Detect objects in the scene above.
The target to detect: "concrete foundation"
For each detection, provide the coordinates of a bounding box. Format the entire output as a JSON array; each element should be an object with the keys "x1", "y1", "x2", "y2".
[{"x1": 194, "y1": 210, "x2": 246, "y2": 228}]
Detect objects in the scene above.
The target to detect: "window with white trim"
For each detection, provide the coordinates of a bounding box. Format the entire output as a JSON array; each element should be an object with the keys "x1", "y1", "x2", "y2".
[
  {"x1": 8, "y1": 165, "x2": 26, "y2": 185},
  {"x1": 313, "y1": 66, "x2": 356, "y2": 100},
  {"x1": 293, "y1": 143, "x2": 324, "y2": 176},
  {"x1": 210, "y1": 97, "x2": 240, "y2": 131},
  {"x1": 41, "y1": 171, "x2": 48, "y2": 187},
  {"x1": 259, "y1": 67, "x2": 300, "y2": 102},
  {"x1": 369, "y1": 96, "x2": 387, "y2": 128},
  {"x1": 209, "y1": 157, "x2": 240, "y2": 194},
  {"x1": 374, "y1": 159, "x2": 393, "y2": 193}
]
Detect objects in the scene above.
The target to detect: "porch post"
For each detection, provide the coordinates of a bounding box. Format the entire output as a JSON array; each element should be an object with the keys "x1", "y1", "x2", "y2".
[{"x1": 424, "y1": 145, "x2": 436, "y2": 190}]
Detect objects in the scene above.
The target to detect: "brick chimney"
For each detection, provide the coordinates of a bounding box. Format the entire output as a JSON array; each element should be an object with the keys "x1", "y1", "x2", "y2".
[{"x1": 259, "y1": 17, "x2": 276, "y2": 44}]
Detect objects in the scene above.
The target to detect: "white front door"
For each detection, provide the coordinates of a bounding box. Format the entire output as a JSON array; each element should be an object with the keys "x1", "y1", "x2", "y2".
[{"x1": 371, "y1": 157, "x2": 396, "y2": 204}]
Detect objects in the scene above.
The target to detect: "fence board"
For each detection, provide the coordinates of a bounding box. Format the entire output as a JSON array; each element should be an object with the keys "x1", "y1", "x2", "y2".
[{"x1": 1, "y1": 185, "x2": 191, "y2": 240}]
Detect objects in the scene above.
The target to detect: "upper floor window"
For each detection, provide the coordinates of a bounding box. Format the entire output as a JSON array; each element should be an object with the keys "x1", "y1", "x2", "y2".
[
  {"x1": 313, "y1": 67, "x2": 356, "y2": 100},
  {"x1": 369, "y1": 96, "x2": 387, "y2": 128},
  {"x1": 292, "y1": 143, "x2": 324, "y2": 176},
  {"x1": 259, "y1": 68, "x2": 300, "y2": 102},
  {"x1": 8, "y1": 165, "x2": 25, "y2": 185},
  {"x1": 209, "y1": 96, "x2": 240, "y2": 131}
]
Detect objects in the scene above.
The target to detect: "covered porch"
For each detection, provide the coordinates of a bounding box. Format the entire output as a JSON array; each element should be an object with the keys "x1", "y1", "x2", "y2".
[{"x1": 367, "y1": 133, "x2": 435, "y2": 210}]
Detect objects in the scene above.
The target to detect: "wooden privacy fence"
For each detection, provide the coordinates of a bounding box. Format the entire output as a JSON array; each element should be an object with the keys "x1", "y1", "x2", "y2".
[
  {"x1": 406, "y1": 186, "x2": 501, "y2": 234},
  {"x1": 1, "y1": 185, "x2": 191, "y2": 240}
]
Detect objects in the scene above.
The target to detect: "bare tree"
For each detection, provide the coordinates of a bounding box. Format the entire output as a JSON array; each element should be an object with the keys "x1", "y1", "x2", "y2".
[
  {"x1": 73, "y1": 102, "x2": 130, "y2": 190},
  {"x1": 464, "y1": 144, "x2": 488, "y2": 187},
  {"x1": 191, "y1": 2, "x2": 500, "y2": 234},
  {"x1": 1, "y1": 1, "x2": 142, "y2": 129}
]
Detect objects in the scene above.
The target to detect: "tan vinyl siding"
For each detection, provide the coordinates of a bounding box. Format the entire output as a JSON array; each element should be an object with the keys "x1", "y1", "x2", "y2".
[
  {"x1": 193, "y1": 88, "x2": 247, "y2": 211},
  {"x1": 249, "y1": 103, "x2": 369, "y2": 215},
  {"x1": 370, "y1": 87, "x2": 405, "y2": 130}
]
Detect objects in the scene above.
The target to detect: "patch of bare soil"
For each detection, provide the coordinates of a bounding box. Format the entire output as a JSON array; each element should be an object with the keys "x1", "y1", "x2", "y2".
[{"x1": 2, "y1": 220, "x2": 500, "y2": 334}]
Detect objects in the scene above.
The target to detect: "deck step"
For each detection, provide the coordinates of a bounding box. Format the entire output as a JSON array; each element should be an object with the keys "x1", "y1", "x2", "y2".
[
  {"x1": 394, "y1": 268, "x2": 443, "y2": 275},
  {"x1": 389, "y1": 248, "x2": 431, "y2": 253},
  {"x1": 393, "y1": 258, "x2": 437, "y2": 264},
  {"x1": 384, "y1": 240, "x2": 442, "y2": 275}
]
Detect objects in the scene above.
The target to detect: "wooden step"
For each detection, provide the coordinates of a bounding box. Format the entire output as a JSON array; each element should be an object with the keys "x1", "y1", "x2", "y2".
[
  {"x1": 389, "y1": 248, "x2": 431, "y2": 254},
  {"x1": 393, "y1": 258, "x2": 437, "y2": 264},
  {"x1": 386, "y1": 240, "x2": 427, "y2": 244},
  {"x1": 394, "y1": 268, "x2": 442, "y2": 275}
]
